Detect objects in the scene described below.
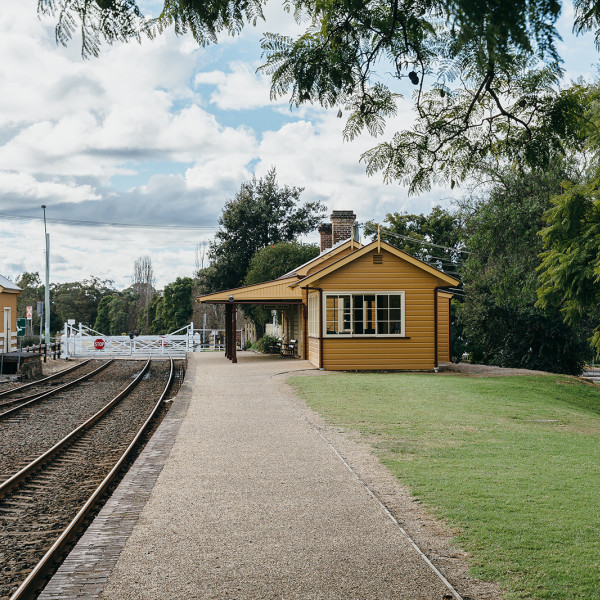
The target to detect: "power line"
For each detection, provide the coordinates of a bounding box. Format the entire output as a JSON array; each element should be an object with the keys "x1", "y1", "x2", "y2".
[
  {"x1": 378, "y1": 227, "x2": 471, "y2": 255},
  {"x1": 0, "y1": 212, "x2": 219, "y2": 231}
]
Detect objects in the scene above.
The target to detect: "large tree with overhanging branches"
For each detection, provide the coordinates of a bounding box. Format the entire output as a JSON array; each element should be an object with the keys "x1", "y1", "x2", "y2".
[{"x1": 38, "y1": 0, "x2": 600, "y2": 191}]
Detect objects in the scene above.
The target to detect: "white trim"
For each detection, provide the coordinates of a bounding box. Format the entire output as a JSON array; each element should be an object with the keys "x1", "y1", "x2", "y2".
[
  {"x1": 322, "y1": 291, "x2": 406, "y2": 338},
  {"x1": 307, "y1": 292, "x2": 319, "y2": 337}
]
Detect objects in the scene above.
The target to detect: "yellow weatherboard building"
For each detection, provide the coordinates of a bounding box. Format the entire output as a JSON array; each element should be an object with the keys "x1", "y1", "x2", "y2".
[
  {"x1": 0, "y1": 274, "x2": 22, "y2": 354},
  {"x1": 198, "y1": 211, "x2": 459, "y2": 370}
]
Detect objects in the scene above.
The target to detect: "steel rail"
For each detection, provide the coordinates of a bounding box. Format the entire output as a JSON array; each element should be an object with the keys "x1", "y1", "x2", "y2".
[
  {"x1": 8, "y1": 358, "x2": 174, "y2": 600},
  {"x1": 0, "y1": 360, "x2": 113, "y2": 418},
  {"x1": 0, "y1": 359, "x2": 149, "y2": 499},
  {"x1": 0, "y1": 359, "x2": 90, "y2": 399}
]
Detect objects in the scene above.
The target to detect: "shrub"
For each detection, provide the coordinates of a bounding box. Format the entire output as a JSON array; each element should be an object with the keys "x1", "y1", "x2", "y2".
[{"x1": 254, "y1": 334, "x2": 279, "y2": 354}]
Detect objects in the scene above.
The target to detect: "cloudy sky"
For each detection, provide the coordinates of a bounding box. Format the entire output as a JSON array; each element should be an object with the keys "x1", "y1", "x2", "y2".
[{"x1": 0, "y1": 2, "x2": 598, "y2": 289}]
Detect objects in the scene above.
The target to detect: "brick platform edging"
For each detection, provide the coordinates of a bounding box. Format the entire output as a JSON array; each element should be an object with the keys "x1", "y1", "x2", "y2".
[{"x1": 37, "y1": 378, "x2": 193, "y2": 599}]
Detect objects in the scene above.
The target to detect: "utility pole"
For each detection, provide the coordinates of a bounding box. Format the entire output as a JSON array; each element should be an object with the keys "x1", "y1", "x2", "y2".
[{"x1": 41, "y1": 205, "x2": 50, "y2": 346}]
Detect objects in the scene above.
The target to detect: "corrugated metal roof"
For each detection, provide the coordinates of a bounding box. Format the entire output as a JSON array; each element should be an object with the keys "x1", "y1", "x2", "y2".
[{"x1": 0, "y1": 274, "x2": 21, "y2": 292}]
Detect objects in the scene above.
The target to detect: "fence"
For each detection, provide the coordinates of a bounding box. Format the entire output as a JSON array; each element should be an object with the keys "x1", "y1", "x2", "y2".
[{"x1": 61, "y1": 323, "x2": 244, "y2": 358}]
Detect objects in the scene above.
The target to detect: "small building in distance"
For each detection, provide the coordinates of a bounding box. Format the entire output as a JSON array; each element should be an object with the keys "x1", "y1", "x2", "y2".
[
  {"x1": 197, "y1": 210, "x2": 459, "y2": 370},
  {"x1": 0, "y1": 274, "x2": 22, "y2": 353}
]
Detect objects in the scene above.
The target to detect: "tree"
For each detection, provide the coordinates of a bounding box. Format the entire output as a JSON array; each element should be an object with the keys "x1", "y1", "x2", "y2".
[
  {"x1": 536, "y1": 174, "x2": 600, "y2": 355},
  {"x1": 94, "y1": 295, "x2": 113, "y2": 333},
  {"x1": 200, "y1": 168, "x2": 325, "y2": 293},
  {"x1": 15, "y1": 272, "x2": 44, "y2": 336},
  {"x1": 132, "y1": 255, "x2": 155, "y2": 331},
  {"x1": 244, "y1": 241, "x2": 320, "y2": 286},
  {"x1": 151, "y1": 277, "x2": 193, "y2": 333},
  {"x1": 50, "y1": 277, "x2": 114, "y2": 331},
  {"x1": 458, "y1": 164, "x2": 591, "y2": 374},
  {"x1": 365, "y1": 206, "x2": 464, "y2": 277},
  {"x1": 39, "y1": 1, "x2": 600, "y2": 190}
]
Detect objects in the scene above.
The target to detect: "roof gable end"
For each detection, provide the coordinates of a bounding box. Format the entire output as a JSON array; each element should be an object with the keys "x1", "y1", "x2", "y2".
[{"x1": 290, "y1": 240, "x2": 460, "y2": 288}]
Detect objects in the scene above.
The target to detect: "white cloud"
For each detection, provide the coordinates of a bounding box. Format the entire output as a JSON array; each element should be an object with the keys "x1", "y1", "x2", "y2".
[
  {"x1": 195, "y1": 62, "x2": 279, "y2": 110},
  {"x1": 0, "y1": 171, "x2": 100, "y2": 205}
]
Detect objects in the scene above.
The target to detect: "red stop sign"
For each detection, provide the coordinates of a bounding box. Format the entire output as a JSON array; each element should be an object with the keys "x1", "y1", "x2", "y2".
[{"x1": 94, "y1": 338, "x2": 105, "y2": 350}]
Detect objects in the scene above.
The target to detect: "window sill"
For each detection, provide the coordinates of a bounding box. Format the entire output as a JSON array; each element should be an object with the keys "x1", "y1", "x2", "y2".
[{"x1": 322, "y1": 335, "x2": 411, "y2": 339}]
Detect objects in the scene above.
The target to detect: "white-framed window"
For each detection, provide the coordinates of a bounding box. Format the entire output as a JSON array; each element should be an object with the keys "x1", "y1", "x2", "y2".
[
  {"x1": 323, "y1": 292, "x2": 405, "y2": 337},
  {"x1": 308, "y1": 292, "x2": 319, "y2": 337}
]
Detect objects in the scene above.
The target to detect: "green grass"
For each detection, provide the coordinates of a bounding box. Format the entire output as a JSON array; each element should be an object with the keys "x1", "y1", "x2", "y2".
[{"x1": 288, "y1": 373, "x2": 600, "y2": 600}]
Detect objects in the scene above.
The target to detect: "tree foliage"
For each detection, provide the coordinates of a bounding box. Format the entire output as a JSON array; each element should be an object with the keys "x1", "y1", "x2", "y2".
[
  {"x1": 244, "y1": 241, "x2": 320, "y2": 285},
  {"x1": 365, "y1": 206, "x2": 464, "y2": 276},
  {"x1": 200, "y1": 168, "x2": 325, "y2": 293},
  {"x1": 458, "y1": 164, "x2": 591, "y2": 374},
  {"x1": 51, "y1": 277, "x2": 114, "y2": 330},
  {"x1": 15, "y1": 272, "x2": 44, "y2": 334},
  {"x1": 242, "y1": 240, "x2": 320, "y2": 328},
  {"x1": 150, "y1": 276, "x2": 194, "y2": 333},
  {"x1": 38, "y1": 0, "x2": 600, "y2": 190},
  {"x1": 537, "y1": 174, "x2": 600, "y2": 355}
]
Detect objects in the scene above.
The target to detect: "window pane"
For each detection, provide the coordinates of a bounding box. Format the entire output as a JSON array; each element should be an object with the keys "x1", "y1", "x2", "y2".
[
  {"x1": 390, "y1": 295, "x2": 401, "y2": 308},
  {"x1": 377, "y1": 322, "x2": 389, "y2": 334},
  {"x1": 390, "y1": 320, "x2": 402, "y2": 334},
  {"x1": 390, "y1": 309, "x2": 401, "y2": 321},
  {"x1": 326, "y1": 296, "x2": 337, "y2": 333},
  {"x1": 353, "y1": 295, "x2": 363, "y2": 309},
  {"x1": 377, "y1": 309, "x2": 388, "y2": 323},
  {"x1": 377, "y1": 295, "x2": 388, "y2": 308}
]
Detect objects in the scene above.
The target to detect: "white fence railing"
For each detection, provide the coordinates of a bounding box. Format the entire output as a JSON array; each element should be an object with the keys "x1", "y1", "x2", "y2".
[
  {"x1": 61, "y1": 323, "x2": 194, "y2": 358},
  {"x1": 61, "y1": 323, "x2": 245, "y2": 358}
]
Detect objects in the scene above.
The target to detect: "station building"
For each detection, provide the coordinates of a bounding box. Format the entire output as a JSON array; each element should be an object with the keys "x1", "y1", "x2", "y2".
[
  {"x1": 0, "y1": 274, "x2": 22, "y2": 354},
  {"x1": 197, "y1": 211, "x2": 459, "y2": 370}
]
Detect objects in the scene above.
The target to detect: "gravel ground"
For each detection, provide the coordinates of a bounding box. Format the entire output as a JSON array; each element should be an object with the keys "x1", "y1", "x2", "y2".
[
  {"x1": 98, "y1": 352, "x2": 501, "y2": 600},
  {"x1": 0, "y1": 360, "x2": 144, "y2": 481},
  {"x1": 0, "y1": 362, "x2": 175, "y2": 600}
]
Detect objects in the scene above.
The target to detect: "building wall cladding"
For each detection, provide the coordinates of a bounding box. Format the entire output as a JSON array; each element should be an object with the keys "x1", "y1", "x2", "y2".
[{"x1": 307, "y1": 248, "x2": 444, "y2": 370}]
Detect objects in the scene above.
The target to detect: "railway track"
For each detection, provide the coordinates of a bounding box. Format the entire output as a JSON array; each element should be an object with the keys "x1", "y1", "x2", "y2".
[
  {"x1": 0, "y1": 360, "x2": 145, "y2": 482},
  {"x1": 0, "y1": 360, "x2": 91, "y2": 401},
  {"x1": 0, "y1": 358, "x2": 177, "y2": 600},
  {"x1": 0, "y1": 361, "x2": 112, "y2": 417}
]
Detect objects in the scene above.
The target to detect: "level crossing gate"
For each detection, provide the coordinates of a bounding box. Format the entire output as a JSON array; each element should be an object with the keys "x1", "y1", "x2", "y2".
[{"x1": 61, "y1": 323, "x2": 196, "y2": 358}]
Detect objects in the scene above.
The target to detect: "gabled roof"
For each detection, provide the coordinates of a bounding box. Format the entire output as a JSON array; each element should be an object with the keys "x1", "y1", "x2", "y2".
[
  {"x1": 290, "y1": 240, "x2": 460, "y2": 288},
  {"x1": 0, "y1": 274, "x2": 21, "y2": 294},
  {"x1": 197, "y1": 237, "x2": 362, "y2": 303},
  {"x1": 197, "y1": 237, "x2": 460, "y2": 304},
  {"x1": 277, "y1": 238, "x2": 362, "y2": 279},
  {"x1": 197, "y1": 276, "x2": 303, "y2": 303}
]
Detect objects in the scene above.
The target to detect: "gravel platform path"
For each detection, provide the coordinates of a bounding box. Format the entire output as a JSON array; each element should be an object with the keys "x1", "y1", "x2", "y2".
[{"x1": 43, "y1": 352, "x2": 500, "y2": 600}]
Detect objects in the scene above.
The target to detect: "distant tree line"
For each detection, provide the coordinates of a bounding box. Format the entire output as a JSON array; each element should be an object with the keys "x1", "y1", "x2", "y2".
[
  {"x1": 15, "y1": 262, "x2": 197, "y2": 337},
  {"x1": 12, "y1": 152, "x2": 599, "y2": 374}
]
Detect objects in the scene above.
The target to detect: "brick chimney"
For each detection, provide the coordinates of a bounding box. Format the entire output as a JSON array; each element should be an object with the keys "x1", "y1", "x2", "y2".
[
  {"x1": 331, "y1": 210, "x2": 356, "y2": 245},
  {"x1": 318, "y1": 210, "x2": 356, "y2": 251},
  {"x1": 318, "y1": 223, "x2": 332, "y2": 252}
]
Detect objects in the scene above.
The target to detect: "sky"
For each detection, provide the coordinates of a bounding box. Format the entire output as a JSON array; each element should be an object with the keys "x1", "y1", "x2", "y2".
[{"x1": 0, "y1": 2, "x2": 598, "y2": 290}]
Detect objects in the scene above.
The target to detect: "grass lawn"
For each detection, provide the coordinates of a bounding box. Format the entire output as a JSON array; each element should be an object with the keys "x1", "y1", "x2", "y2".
[{"x1": 288, "y1": 373, "x2": 600, "y2": 600}]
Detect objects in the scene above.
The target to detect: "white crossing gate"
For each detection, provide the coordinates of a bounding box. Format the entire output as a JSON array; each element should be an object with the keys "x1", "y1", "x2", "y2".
[{"x1": 61, "y1": 322, "x2": 195, "y2": 358}]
